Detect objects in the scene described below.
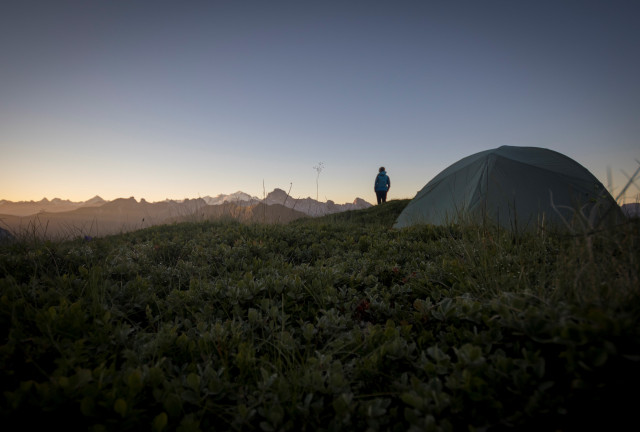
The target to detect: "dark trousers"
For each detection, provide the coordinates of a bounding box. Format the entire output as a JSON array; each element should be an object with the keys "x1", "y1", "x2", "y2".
[{"x1": 376, "y1": 190, "x2": 387, "y2": 204}]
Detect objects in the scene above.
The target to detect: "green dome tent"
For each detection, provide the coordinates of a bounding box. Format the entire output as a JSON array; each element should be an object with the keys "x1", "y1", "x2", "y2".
[{"x1": 393, "y1": 146, "x2": 624, "y2": 231}]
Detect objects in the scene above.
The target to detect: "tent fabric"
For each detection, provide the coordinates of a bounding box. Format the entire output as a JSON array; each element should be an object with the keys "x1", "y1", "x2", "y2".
[{"x1": 393, "y1": 146, "x2": 624, "y2": 231}]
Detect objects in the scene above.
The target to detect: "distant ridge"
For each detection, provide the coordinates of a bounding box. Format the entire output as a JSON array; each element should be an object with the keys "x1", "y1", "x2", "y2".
[
  {"x1": 202, "y1": 191, "x2": 260, "y2": 206},
  {"x1": 0, "y1": 190, "x2": 373, "y2": 239},
  {"x1": 264, "y1": 188, "x2": 372, "y2": 216},
  {"x1": 84, "y1": 195, "x2": 107, "y2": 206},
  {"x1": 0, "y1": 195, "x2": 107, "y2": 216},
  {"x1": 0, "y1": 190, "x2": 372, "y2": 217}
]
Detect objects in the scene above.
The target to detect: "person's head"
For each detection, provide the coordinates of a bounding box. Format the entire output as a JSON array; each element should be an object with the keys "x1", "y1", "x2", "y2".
[{"x1": 379, "y1": 166, "x2": 385, "y2": 173}]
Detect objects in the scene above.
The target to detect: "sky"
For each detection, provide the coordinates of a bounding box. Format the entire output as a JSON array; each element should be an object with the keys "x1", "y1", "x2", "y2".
[{"x1": 1, "y1": 0, "x2": 639, "y2": 204}]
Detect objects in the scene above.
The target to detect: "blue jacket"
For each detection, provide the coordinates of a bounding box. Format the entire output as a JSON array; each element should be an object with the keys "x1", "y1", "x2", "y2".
[{"x1": 374, "y1": 171, "x2": 390, "y2": 192}]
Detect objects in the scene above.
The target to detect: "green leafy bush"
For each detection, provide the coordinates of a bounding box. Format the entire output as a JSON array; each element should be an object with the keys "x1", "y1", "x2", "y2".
[{"x1": 1, "y1": 205, "x2": 638, "y2": 431}]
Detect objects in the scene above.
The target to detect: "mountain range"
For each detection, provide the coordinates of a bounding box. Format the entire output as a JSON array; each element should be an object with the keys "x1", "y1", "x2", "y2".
[
  {"x1": 0, "y1": 190, "x2": 372, "y2": 239},
  {"x1": 0, "y1": 195, "x2": 108, "y2": 217}
]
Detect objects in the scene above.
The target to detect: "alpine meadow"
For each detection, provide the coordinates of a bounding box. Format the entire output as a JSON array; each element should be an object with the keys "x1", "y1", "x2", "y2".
[{"x1": 1, "y1": 200, "x2": 639, "y2": 431}]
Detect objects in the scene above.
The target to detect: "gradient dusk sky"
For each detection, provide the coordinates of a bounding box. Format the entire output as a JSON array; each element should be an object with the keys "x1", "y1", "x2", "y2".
[{"x1": 2, "y1": 0, "x2": 639, "y2": 204}]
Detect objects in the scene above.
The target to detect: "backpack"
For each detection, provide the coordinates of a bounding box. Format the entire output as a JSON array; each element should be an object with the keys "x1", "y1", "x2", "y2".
[{"x1": 375, "y1": 173, "x2": 388, "y2": 191}]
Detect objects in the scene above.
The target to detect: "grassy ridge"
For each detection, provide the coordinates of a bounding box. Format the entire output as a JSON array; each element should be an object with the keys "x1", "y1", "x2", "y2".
[
  {"x1": 1, "y1": 203, "x2": 639, "y2": 431},
  {"x1": 295, "y1": 199, "x2": 411, "y2": 227}
]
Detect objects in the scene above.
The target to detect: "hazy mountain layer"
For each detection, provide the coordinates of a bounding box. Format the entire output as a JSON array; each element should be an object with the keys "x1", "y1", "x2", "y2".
[
  {"x1": 0, "y1": 196, "x2": 106, "y2": 216},
  {"x1": 0, "y1": 190, "x2": 372, "y2": 239},
  {"x1": 0, "y1": 190, "x2": 371, "y2": 217}
]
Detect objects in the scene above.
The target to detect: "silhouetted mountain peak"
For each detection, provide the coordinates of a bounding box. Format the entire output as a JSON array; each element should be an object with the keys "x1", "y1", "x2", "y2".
[
  {"x1": 84, "y1": 195, "x2": 106, "y2": 205},
  {"x1": 265, "y1": 188, "x2": 289, "y2": 203},
  {"x1": 353, "y1": 198, "x2": 369, "y2": 206}
]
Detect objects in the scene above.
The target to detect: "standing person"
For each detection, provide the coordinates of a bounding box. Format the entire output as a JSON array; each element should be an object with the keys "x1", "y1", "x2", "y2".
[{"x1": 374, "y1": 166, "x2": 390, "y2": 204}]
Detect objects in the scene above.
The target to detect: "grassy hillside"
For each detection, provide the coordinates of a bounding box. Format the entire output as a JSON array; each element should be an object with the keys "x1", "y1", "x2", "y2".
[
  {"x1": 1, "y1": 204, "x2": 638, "y2": 431},
  {"x1": 295, "y1": 199, "x2": 410, "y2": 228}
]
